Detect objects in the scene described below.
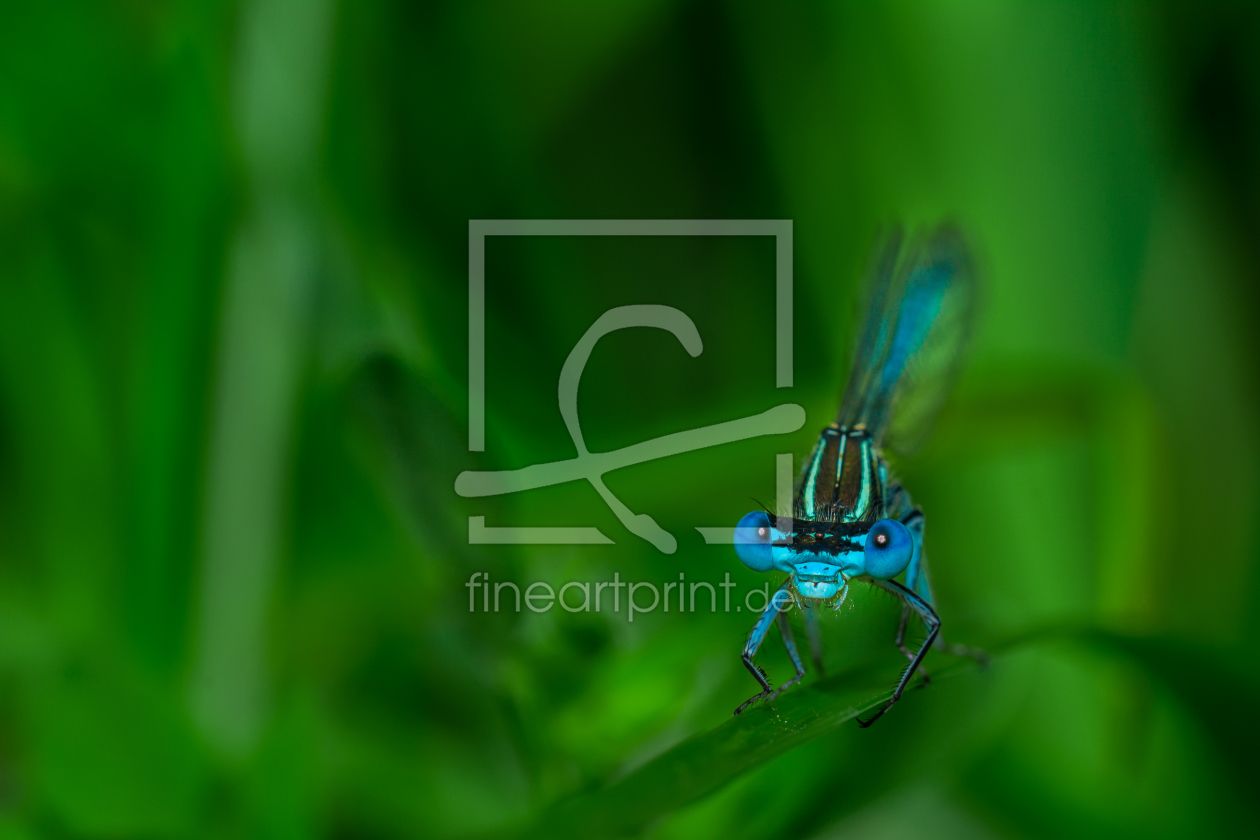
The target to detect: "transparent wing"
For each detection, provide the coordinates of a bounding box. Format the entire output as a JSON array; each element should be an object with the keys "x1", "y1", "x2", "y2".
[{"x1": 836, "y1": 225, "x2": 979, "y2": 451}]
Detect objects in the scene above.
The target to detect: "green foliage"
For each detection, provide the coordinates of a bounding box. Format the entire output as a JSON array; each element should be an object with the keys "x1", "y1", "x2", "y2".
[{"x1": 518, "y1": 649, "x2": 989, "y2": 839}]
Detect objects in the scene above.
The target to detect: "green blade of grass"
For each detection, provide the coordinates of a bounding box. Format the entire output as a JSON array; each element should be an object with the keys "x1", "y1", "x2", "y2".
[
  {"x1": 511, "y1": 651, "x2": 986, "y2": 840},
  {"x1": 500, "y1": 627, "x2": 1260, "y2": 839}
]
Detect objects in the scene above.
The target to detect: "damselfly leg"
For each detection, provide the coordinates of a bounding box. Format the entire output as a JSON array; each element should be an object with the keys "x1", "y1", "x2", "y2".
[
  {"x1": 858, "y1": 579, "x2": 940, "y2": 727},
  {"x1": 803, "y1": 604, "x2": 825, "y2": 676},
  {"x1": 896, "y1": 513, "x2": 990, "y2": 673},
  {"x1": 775, "y1": 608, "x2": 807, "y2": 695},
  {"x1": 894, "y1": 508, "x2": 932, "y2": 683},
  {"x1": 735, "y1": 581, "x2": 799, "y2": 715}
]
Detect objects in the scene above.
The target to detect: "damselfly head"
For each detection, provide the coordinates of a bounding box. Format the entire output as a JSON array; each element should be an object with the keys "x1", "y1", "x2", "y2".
[
  {"x1": 734, "y1": 510, "x2": 857, "y2": 600},
  {"x1": 734, "y1": 510, "x2": 914, "y2": 584}
]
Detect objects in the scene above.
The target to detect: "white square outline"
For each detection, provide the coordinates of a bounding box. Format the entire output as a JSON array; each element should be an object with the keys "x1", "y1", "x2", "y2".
[{"x1": 466, "y1": 219, "x2": 793, "y2": 545}]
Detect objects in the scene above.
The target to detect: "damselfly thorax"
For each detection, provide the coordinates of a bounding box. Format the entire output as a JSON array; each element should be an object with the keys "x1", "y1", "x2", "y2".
[{"x1": 795, "y1": 424, "x2": 888, "y2": 525}]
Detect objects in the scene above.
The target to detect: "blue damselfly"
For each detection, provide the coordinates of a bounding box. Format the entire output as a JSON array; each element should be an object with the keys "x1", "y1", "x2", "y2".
[{"x1": 733, "y1": 226, "x2": 985, "y2": 725}]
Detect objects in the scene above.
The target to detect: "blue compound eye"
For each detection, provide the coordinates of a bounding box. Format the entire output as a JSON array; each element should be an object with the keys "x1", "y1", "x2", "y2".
[
  {"x1": 863, "y1": 519, "x2": 913, "y2": 579},
  {"x1": 734, "y1": 510, "x2": 775, "y2": 573}
]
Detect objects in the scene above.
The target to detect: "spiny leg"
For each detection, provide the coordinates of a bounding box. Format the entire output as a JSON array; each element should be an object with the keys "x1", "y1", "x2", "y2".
[
  {"x1": 772, "y1": 609, "x2": 807, "y2": 697},
  {"x1": 903, "y1": 527, "x2": 988, "y2": 668},
  {"x1": 735, "y1": 657, "x2": 772, "y2": 717},
  {"x1": 894, "y1": 508, "x2": 931, "y2": 683},
  {"x1": 803, "y1": 603, "x2": 825, "y2": 676},
  {"x1": 734, "y1": 580, "x2": 793, "y2": 715},
  {"x1": 894, "y1": 603, "x2": 931, "y2": 686},
  {"x1": 857, "y1": 579, "x2": 940, "y2": 728}
]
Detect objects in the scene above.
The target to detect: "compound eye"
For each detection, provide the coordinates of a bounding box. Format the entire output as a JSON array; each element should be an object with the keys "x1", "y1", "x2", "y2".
[
  {"x1": 863, "y1": 519, "x2": 913, "y2": 580},
  {"x1": 734, "y1": 510, "x2": 774, "y2": 573}
]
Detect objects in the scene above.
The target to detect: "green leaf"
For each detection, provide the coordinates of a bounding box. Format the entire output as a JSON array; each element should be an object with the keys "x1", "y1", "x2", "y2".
[
  {"x1": 503, "y1": 626, "x2": 1260, "y2": 838},
  {"x1": 511, "y1": 651, "x2": 986, "y2": 839}
]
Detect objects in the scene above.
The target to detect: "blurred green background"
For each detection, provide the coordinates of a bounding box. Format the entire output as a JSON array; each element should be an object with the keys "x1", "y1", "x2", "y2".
[{"x1": 1, "y1": 1, "x2": 1259, "y2": 838}]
